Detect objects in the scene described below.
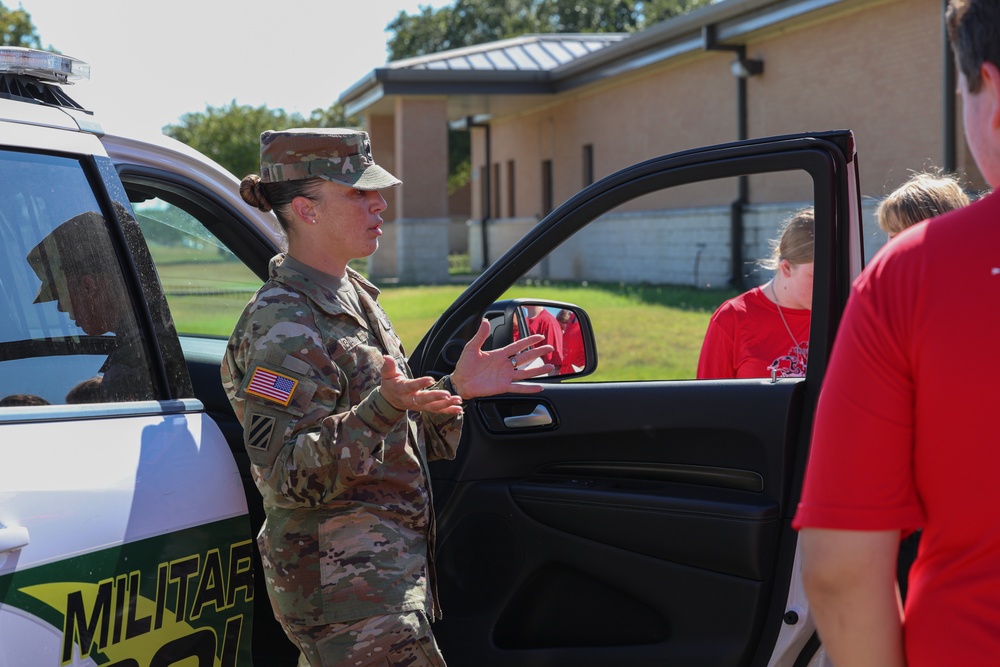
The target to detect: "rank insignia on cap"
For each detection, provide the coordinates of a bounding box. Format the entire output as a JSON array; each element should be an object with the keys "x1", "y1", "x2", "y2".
[{"x1": 247, "y1": 367, "x2": 298, "y2": 406}]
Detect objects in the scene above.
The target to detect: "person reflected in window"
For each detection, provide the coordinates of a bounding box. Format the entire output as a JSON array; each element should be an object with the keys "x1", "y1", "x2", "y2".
[
  {"x1": 65, "y1": 376, "x2": 105, "y2": 404},
  {"x1": 26, "y1": 211, "x2": 154, "y2": 402},
  {"x1": 0, "y1": 394, "x2": 50, "y2": 407},
  {"x1": 697, "y1": 208, "x2": 814, "y2": 379},
  {"x1": 877, "y1": 171, "x2": 970, "y2": 241},
  {"x1": 556, "y1": 308, "x2": 585, "y2": 374}
]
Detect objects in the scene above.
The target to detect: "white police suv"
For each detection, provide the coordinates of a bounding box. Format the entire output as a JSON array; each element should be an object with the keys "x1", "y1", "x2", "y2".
[
  {"x1": 0, "y1": 46, "x2": 867, "y2": 667},
  {"x1": 0, "y1": 47, "x2": 287, "y2": 666}
]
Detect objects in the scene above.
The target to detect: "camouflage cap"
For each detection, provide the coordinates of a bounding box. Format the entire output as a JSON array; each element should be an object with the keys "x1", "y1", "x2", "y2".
[
  {"x1": 27, "y1": 211, "x2": 111, "y2": 304},
  {"x1": 259, "y1": 128, "x2": 402, "y2": 190}
]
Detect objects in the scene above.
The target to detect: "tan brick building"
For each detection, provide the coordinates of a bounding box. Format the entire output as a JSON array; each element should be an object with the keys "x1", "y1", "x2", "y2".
[{"x1": 341, "y1": 0, "x2": 975, "y2": 285}]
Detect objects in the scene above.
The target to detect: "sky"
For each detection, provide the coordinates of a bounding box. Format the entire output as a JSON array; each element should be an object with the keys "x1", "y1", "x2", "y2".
[{"x1": 18, "y1": 0, "x2": 450, "y2": 138}]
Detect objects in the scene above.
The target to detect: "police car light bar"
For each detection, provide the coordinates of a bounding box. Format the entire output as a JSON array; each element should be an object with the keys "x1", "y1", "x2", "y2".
[{"x1": 0, "y1": 47, "x2": 90, "y2": 84}]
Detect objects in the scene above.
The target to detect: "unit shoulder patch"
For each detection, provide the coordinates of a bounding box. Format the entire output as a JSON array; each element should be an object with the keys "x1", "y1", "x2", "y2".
[
  {"x1": 242, "y1": 403, "x2": 295, "y2": 467},
  {"x1": 247, "y1": 413, "x2": 277, "y2": 452}
]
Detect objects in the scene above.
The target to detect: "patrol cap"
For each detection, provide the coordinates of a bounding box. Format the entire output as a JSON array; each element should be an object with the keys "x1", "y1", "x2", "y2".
[
  {"x1": 259, "y1": 127, "x2": 402, "y2": 190},
  {"x1": 26, "y1": 211, "x2": 111, "y2": 304}
]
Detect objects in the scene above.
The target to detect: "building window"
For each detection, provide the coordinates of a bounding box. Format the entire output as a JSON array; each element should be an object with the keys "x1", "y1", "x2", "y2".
[
  {"x1": 479, "y1": 165, "x2": 490, "y2": 218},
  {"x1": 583, "y1": 144, "x2": 594, "y2": 186},
  {"x1": 507, "y1": 160, "x2": 516, "y2": 217},
  {"x1": 493, "y1": 162, "x2": 501, "y2": 221},
  {"x1": 541, "y1": 159, "x2": 553, "y2": 216}
]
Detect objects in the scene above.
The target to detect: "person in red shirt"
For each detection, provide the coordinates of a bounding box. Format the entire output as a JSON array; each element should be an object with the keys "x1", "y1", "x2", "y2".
[
  {"x1": 794, "y1": 3, "x2": 1000, "y2": 665},
  {"x1": 556, "y1": 309, "x2": 585, "y2": 374},
  {"x1": 524, "y1": 305, "x2": 564, "y2": 374},
  {"x1": 696, "y1": 209, "x2": 814, "y2": 379}
]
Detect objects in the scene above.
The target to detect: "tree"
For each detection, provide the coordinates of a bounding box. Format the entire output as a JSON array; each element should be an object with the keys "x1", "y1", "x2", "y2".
[
  {"x1": 640, "y1": 0, "x2": 717, "y2": 24},
  {"x1": 545, "y1": 0, "x2": 714, "y2": 32},
  {"x1": 0, "y1": 1, "x2": 43, "y2": 48},
  {"x1": 164, "y1": 102, "x2": 359, "y2": 180},
  {"x1": 387, "y1": 0, "x2": 714, "y2": 60}
]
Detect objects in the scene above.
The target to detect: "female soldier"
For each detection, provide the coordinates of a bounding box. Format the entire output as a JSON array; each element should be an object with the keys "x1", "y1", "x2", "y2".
[
  {"x1": 221, "y1": 128, "x2": 553, "y2": 666},
  {"x1": 697, "y1": 208, "x2": 814, "y2": 379}
]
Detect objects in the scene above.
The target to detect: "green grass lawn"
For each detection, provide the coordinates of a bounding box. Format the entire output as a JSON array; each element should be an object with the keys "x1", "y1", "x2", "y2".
[
  {"x1": 163, "y1": 269, "x2": 736, "y2": 381},
  {"x1": 496, "y1": 282, "x2": 736, "y2": 380}
]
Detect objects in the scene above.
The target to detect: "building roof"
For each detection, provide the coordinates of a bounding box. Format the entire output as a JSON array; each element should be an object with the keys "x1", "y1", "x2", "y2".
[
  {"x1": 387, "y1": 34, "x2": 629, "y2": 74},
  {"x1": 341, "y1": 0, "x2": 876, "y2": 120}
]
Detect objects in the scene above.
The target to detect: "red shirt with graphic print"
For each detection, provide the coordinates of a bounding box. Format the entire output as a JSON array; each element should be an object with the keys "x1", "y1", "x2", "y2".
[{"x1": 696, "y1": 286, "x2": 809, "y2": 379}]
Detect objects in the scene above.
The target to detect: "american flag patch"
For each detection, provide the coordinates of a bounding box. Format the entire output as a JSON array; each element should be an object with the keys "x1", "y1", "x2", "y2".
[{"x1": 246, "y1": 367, "x2": 298, "y2": 406}]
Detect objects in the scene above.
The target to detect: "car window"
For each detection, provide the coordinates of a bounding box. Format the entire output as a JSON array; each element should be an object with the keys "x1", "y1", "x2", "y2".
[
  {"x1": 131, "y1": 196, "x2": 262, "y2": 337},
  {"x1": 504, "y1": 169, "x2": 816, "y2": 381},
  {"x1": 0, "y1": 150, "x2": 157, "y2": 405}
]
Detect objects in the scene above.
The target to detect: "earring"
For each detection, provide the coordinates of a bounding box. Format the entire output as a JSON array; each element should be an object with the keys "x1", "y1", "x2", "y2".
[{"x1": 310, "y1": 219, "x2": 317, "y2": 224}]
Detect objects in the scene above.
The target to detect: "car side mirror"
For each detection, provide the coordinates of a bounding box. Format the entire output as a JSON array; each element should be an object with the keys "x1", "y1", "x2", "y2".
[{"x1": 483, "y1": 299, "x2": 597, "y2": 379}]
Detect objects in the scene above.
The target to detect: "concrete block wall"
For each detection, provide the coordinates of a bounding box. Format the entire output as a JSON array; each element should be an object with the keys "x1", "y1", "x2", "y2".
[
  {"x1": 395, "y1": 217, "x2": 451, "y2": 284},
  {"x1": 469, "y1": 198, "x2": 887, "y2": 288},
  {"x1": 449, "y1": 217, "x2": 469, "y2": 255},
  {"x1": 468, "y1": 216, "x2": 538, "y2": 271},
  {"x1": 860, "y1": 198, "x2": 887, "y2": 263},
  {"x1": 367, "y1": 220, "x2": 399, "y2": 280},
  {"x1": 549, "y1": 208, "x2": 733, "y2": 287}
]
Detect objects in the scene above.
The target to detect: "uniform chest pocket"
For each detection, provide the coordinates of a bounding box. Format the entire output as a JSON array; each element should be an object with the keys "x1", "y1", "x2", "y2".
[{"x1": 327, "y1": 333, "x2": 395, "y2": 402}]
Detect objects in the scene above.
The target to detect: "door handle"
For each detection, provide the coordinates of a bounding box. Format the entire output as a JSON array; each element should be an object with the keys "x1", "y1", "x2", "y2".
[
  {"x1": 503, "y1": 405, "x2": 553, "y2": 429},
  {"x1": 0, "y1": 526, "x2": 29, "y2": 554}
]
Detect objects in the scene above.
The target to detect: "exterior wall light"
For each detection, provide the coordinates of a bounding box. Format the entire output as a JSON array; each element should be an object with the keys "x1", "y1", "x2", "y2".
[{"x1": 731, "y1": 58, "x2": 764, "y2": 78}]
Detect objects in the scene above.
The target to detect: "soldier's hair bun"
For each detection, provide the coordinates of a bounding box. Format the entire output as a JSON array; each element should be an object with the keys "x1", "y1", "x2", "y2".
[{"x1": 240, "y1": 174, "x2": 272, "y2": 212}]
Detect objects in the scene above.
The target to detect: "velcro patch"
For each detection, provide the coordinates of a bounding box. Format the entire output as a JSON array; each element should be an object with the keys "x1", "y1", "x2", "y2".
[
  {"x1": 246, "y1": 366, "x2": 298, "y2": 406},
  {"x1": 247, "y1": 413, "x2": 276, "y2": 451}
]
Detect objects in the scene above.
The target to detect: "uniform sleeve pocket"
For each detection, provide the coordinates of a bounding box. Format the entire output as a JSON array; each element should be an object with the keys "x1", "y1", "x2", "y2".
[
  {"x1": 239, "y1": 360, "x2": 317, "y2": 417},
  {"x1": 238, "y1": 359, "x2": 319, "y2": 467},
  {"x1": 242, "y1": 403, "x2": 295, "y2": 467}
]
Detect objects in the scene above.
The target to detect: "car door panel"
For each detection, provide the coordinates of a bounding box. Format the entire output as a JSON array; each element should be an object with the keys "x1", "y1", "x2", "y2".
[
  {"x1": 510, "y1": 479, "x2": 778, "y2": 580},
  {"x1": 431, "y1": 381, "x2": 802, "y2": 666},
  {"x1": 0, "y1": 410, "x2": 256, "y2": 666},
  {"x1": 415, "y1": 132, "x2": 861, "y2": 666}
]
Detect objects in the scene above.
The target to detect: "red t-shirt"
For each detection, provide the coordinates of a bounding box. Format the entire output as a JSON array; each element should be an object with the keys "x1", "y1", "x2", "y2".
[
  {"x1": 793, "y1": 190, "x2": 1000, "y2": 666},
  {"x1": 527, "y1": 309, "x2": 564, "y2": 369},
  {"x1": 561, "y1": 319, "x2": 585, "y2": 374},
  {"x1": 697, "y1": 286, "x2": 809, "y2": 379}
]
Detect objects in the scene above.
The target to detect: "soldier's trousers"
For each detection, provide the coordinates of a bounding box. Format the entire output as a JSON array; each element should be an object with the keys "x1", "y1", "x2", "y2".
[{"x1": 286, "y1": 611, "x2": 447, "y2": 667}]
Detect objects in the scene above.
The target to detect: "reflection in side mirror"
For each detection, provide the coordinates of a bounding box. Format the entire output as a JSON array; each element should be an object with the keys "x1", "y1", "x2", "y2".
[{"x1": 484, "y1": 299, "x2": 596, "y2": 379}]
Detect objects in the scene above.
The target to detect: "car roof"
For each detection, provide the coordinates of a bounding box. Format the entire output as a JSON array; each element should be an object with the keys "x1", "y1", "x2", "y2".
[{"x1": 100, "y1": 130, "x2": 285, "y2": 249}]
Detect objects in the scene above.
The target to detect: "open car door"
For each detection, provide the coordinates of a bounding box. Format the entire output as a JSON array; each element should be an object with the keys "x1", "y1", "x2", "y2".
[{"x1": 410, "y1": 131, "x2": 864, "y2": 667}]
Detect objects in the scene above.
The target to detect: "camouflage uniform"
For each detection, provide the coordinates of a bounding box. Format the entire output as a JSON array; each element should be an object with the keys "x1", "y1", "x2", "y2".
[
  {"x1": 288, "y1": 611, "x2": 445, "y2": 666},
  {"x1": 258, "y1": 127, "x2": 401, "y2": 191},
  {"x1": 220, "y1": 253, "x2": 462, "y2": 660}
]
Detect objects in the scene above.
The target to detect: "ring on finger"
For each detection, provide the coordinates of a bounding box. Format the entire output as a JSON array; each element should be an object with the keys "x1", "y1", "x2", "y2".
[{"x1": 509, "y1": 355, "x2": 518, "y2": 368}]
